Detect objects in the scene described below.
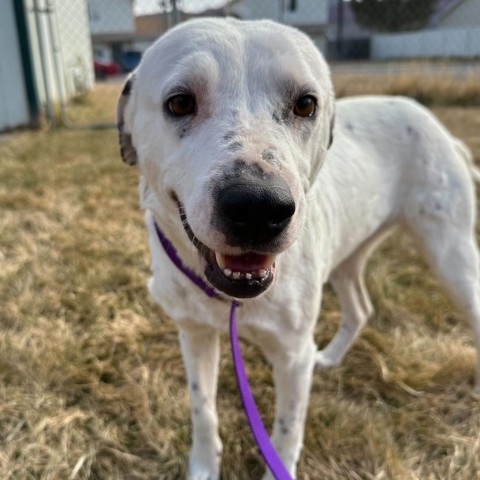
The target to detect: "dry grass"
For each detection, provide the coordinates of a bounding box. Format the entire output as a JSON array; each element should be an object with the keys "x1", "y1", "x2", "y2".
[
  {"x1": 1, "y1": 71, "x2": 480, "y2": 480},
  {"x1": 333, "y1": 68, "x2": 480, "y2": 106}
]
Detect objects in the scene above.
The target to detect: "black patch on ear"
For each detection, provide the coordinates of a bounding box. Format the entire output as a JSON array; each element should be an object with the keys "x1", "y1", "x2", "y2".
[
  {"x1": 121, "y1": 77, "x2": 133, "y2": 96},
  {"x1": 117, "y1": 74, "x2": 138, "y2": 166},
  {"x1": 328, "y1": 113, "x2": 335, "y2": 149}
]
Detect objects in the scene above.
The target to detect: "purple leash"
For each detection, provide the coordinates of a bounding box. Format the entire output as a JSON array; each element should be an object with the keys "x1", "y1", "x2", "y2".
[{"x1": 154, "y1": 221, "x2": 293, "y2": 480}]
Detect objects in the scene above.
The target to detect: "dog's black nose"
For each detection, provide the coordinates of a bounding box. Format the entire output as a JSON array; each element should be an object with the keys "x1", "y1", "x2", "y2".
[{"x1": 217, "y1": 175, "x2": 295, "y2": 246}]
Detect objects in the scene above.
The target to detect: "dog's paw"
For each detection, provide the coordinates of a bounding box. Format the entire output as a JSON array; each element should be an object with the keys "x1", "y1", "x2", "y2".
[
  {"x1": 188, "y1": 437, "x2": 222, "y2": 480},
  {"x1": 188, "y1": 465, "x2": 218, "y2": 480},
  {"x1": 262, "y1": 470, "x2": 296, "y2": 480},
  {"x1": 315, "y1": 350, "x2": 342, "y2": 369}
]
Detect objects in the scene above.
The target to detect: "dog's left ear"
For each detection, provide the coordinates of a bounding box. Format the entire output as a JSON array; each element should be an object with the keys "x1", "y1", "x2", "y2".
[
  {"x1": 116, "y1": 73, "x2": 138, "y2": 166},
  {"x1": 328, "y1": 113, "x2": 335, "y2": 149}
]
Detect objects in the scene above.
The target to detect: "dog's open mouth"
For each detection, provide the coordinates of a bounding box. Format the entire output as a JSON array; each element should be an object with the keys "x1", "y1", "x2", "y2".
[
  {"x1": 177, "y1": 200, "x2": 275, "y2": 298},
  {"x1": 205, "y1": 250, "x2": 275, "y2": 298}
]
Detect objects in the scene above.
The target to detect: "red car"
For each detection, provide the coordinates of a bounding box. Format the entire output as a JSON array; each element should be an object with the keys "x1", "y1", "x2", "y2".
[{"x1": 94, "y1": 60, "x2": 120, "y2": 79}]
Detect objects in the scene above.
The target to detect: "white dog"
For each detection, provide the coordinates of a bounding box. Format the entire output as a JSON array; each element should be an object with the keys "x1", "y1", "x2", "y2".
[{"x1": 117, "y1": 18, "x2": 480, "y2": 479}]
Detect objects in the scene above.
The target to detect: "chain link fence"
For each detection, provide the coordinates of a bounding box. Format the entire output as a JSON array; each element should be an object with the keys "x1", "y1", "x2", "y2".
[{"x1": 31, "y1": 0, "x2": 480, "y2": 127}]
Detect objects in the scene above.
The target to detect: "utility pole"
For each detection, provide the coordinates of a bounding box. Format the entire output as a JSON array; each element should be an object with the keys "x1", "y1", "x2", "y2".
[
  {"x1": 336, "y1": 0, "x2": 344, "y2": 60},
  {"x1": 172, "y1": 0, "x2": 180, "y2": 26}
]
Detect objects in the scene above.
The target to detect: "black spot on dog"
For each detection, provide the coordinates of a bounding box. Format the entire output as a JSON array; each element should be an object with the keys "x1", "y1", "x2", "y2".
[
  {"x1": 191, "y1": 382, "x2": 199, "y2": 391},
  {"x1": 346, "y1": 122, "x2": 354, "y2": 132},
  {"x1": 121, "y1": 78, "x2": 133, "y2": 96},
  {"x1": 262, "y1": 148, "x2": 283, "y2": 170},
  {"x1": 178, "y1": 125, "x2": 191, "y2": 139},
  {"x1": 329, "y1": 114, "x2": 335, "y2": 148},
  {"x1": 277, "y1": 104, "x2": 294, "y2": 125},
  {"x1": 223, "y1": 131, "x2": 235, "y2": 142},
  {"x1": 262, "y1": 150, "x2": 275, "y2": 163},
  {"x1": 228, "y1": 141, "x2": 243, "y2": 152}
]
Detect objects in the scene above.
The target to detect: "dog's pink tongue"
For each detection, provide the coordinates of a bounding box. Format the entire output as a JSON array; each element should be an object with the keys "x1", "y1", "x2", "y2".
[{"x1": 218, "y1": 253, "x2": 273, "y2": 272}]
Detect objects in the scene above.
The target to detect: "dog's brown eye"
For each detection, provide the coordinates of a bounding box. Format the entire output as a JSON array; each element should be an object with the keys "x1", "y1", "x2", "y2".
[
  {"x1": 167, "y1": 94, "x2": 196, "y2": 116},
  {"x1": 294, "y1": 95, "x2": 316, "y2": 118}
]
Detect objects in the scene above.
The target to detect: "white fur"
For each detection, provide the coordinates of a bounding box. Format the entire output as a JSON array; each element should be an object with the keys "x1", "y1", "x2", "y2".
[{"x1": 119, "y1": 18, "x2": 480, "y2": 479}]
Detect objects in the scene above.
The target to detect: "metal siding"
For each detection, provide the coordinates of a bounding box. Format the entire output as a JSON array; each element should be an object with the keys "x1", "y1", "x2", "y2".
[
  {"x1": 372, "y1": 27, "x2": 480, "y2": 59},
  {"x1": 439, "y1": 0, "x2": 480, "y2": 29},
  {"x1": 0, "y1": 0, "x2": 30, "y2": 130}
]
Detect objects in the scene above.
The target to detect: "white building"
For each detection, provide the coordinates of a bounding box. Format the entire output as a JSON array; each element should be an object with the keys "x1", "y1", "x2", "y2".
[
  {"x1": 0, "y1": 0, "x2": 94, "y2": 131},
  {"x1": 227, "y1": 0, "x2": 329, "y2": 54},
  {"x1": 372, "y1": 0, "x2": 480, "y2": 59},
  {"x1": 88, "y1": 0, "x2": 136, "y2": 65}
]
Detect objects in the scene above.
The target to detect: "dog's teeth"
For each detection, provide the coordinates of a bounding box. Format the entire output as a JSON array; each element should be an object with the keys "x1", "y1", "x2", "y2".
[
  {"x1": 232, "y1": 272, "x2": 241, "y2": 280},
  {"x1": 258, "y1": 269, "x2": 267, "y2": 278},
  {"x1": 223, "y1": 268, "x2": 232, "y2": 277},
  {"x1": 245, "y1": 273, "x2": 252, "y2": 280},
  {"x1": 264, "y1": 256, "x2": 276, "y2": 270},
  {"x1": 215, "y1": 252, "x2": 227, "y2": 270}
]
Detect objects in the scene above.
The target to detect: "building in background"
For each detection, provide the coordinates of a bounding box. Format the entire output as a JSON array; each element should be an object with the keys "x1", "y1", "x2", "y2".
[
  {"x1": 90, "y1": 0, "x2": 240, "y2": 73},
  {"x1": 227, "y1": 0, "x2": 329, "y2": 54},
  {"x1": 88, "y1": 0, "x2": 139, "y2": 74},
  {"x1": 119, "y1": 0, "x2": 329, "y2": 61},
  {"x1": 134, "y1": 4, "x2": 233, "y2": 53},
  {"x1": 0, "y1": 0, "x2": 94, "y2": 131},
  {"x1": 370, "y1": 0, "x2": 480, "y2": 59}
]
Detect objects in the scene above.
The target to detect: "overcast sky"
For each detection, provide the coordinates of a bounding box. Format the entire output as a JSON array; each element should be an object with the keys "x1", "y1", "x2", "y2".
[{"x1": 134, "y1": 0, "x2": 229, "y2": 14}]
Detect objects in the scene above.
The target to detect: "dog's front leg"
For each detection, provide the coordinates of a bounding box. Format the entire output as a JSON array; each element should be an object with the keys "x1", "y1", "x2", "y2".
[
  {"x1": 262, "y1": 337, "x2": 316, "y2": 480},
  {"x1": 179, "y1": 325, "x2": 222, "y2": 480}
]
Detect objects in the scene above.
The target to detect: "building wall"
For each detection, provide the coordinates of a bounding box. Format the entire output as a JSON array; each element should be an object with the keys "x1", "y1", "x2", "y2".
[
  {"x1": 229, "y1": 0, "x2": 328, "y2": 25},
  {"x1": 227, "y1": 0, "x2": 328, "y2": 56},
  {"x1": 372, "y1": 27, "x2": 480, "y2": 59},
  {"x1": 282, "y1": 0, "x2": 328, "y2": 26},
  {"x1": 0, "y1": 0, "x2": 30, "y2": 130},
  {"x1": 88, "y1": 0, "x2": 135, "y2": 34},
  {"x1": 229, "y1": 0, "x2": 282, "y2": 21},
  {"x1": 438, "y1": 0, "x2": 480, "y2": 28}
]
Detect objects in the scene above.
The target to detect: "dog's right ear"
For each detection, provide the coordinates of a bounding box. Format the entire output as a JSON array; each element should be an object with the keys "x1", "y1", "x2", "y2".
[{"x1": 116, "y1": 73, "x2": 137, "y2": 166}]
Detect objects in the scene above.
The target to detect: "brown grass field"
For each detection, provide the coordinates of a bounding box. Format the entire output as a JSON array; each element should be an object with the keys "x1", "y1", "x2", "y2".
[{"x1": 1, "y1": 68, "x2": 480, "y2": 480}]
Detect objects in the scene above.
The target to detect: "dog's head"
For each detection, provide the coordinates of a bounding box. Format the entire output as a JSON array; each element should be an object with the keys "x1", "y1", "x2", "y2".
[{"x1": 117, "y1": 18, "x2": 334, "y2": 299}]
